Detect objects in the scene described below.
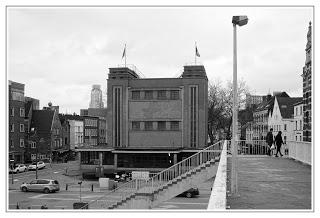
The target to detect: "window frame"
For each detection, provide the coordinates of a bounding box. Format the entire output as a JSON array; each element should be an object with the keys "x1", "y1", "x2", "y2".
[
  {"x1": 132, "y1": 91, "x2": 141, "y2": 100},
  {"x1": 132, "y1": 121, "x2": 141, "y2": 131},
  {"x1": 158, "y1": 121, "x2": 166, "y2": 131}
]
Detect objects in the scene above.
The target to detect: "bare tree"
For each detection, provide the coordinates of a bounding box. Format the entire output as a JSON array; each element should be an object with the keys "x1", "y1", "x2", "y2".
[{"x1": 208, "y1": 78, "x2": 250, "y2": 143}]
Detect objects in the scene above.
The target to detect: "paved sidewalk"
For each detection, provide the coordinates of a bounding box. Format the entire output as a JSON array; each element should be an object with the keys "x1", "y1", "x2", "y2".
[{"x1": 226, "y1": 156, "x2": 311, "y2": 210}]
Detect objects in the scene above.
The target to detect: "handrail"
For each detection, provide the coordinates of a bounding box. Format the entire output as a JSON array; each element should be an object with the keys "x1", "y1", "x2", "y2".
[{"x1": 81, "y1": 140, "x2": 224, "y2": 209}]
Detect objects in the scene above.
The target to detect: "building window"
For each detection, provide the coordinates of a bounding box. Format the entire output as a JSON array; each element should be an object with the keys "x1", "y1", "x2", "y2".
[
  {"x1": 145, "y1": 91, "x2": 153, "y2": 100},
  {"x1": 132, "y1": 121, "x2": 141, "y2": 131},
  {"x1": 300, "y1": 136, "x2": 302, "y2": 141},
  {"x1": 144, "y1": 121, "x2": 153, "y2": 131},
  {"x1": 20, "y1": 124, "x2": 24, "y2": 132},
  {"x1": 31, "y1": 154, "x2": 36, "y2": 160},
  {"x1": 283, "y1": 136, "x2": 287, "y2": 144},
  {"x1": 170, "y1": 121, "x2": 179, "y2": 131},
  {"x1": 295, "y1": 136, "x2": 297, "y2": 141},
  {"x1": 158, "y1": 121, "x2": 166, "y2": 131},
  {"x1": 295, "y1": 121, "x2": 297, "y2": 130},
  {"x1": 20, "y1": 139, "x2": 24, "y2": 147},
  {"x1": 170, "y1": 90, "x2": 179, "y2": 100},
  {"x1": 300, "y1": 106, "x2": 303, "y2": 115},
  {"x1": 284, "y1": 124, "x2": 287, "y2": 131},
  {"x1": 157, "y1": 90, "x2": 167, "y2": 100},
  {"x1": 10, "y1": 139, "x2": 14, "y2": 148},
  {"x1": 10, "y1": 124, "x2": 14, "y2": 132},
  {"x1": 30, "y1": 142, "x2": 36, "y2": 148},
  {"x1": 10, "y1": 108, "x2": 14, "y2": 116},
  {"x1": 20, "y1": 108, "x2": 25, "y2": 117},
  {"x1": 132, "y1": 91, "x2": 140, "y2": 100},
  {"x1": 113, "y1": 87, "x2": 122, "y2": 147},
  {"x1": 300, "y1": 120, "x2": 302, "y2": 130},
  {"x1": 295, "y1": 107, "x2": 298, "y2": 116}
]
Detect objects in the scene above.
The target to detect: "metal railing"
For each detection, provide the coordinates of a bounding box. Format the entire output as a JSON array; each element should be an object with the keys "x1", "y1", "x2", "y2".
[
  {"x1": 227, "y1": 140, "x2": 269, "y2": 155},
  {"x1": 81, "y1": 140, "x2": 224, "y2": 209}
]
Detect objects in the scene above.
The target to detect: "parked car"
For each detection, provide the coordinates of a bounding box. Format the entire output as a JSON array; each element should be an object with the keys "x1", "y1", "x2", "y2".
[
  {"x1": 177, "y1": 188, "x2": 199, "y2": 198},
  {"x1": 9, "y1": 164, "x2": 27, "y2": 174},
  {"x1": 20, "y1": 179, "x2": 60, "y2": 193},
  {"x1": 28, "y1": 161, "x2": 46, "y2": 170}
]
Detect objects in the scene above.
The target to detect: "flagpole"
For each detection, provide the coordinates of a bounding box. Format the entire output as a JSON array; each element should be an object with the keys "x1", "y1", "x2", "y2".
[
  {"x1": 195, "y1": 42, "x2": 197, "y2": 65},
  {"x1": 125, "y1": 44, "x2": 127, "y2": 68}
]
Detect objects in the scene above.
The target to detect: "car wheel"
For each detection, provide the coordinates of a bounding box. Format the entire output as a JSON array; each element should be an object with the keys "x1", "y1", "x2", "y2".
[
  {"x1": 186, "y1": 192, "x2": 192, "y2": 198},
  {"x1": 22, "y1": 187, "x2": 28, "y2": 192},
  {"x1": 43, "y1": 188, "x2": 50, "y2": 194}
]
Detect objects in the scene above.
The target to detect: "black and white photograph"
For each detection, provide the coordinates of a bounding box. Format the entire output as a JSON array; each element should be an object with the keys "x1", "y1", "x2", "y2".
[{"x1": 3, "y1": 1, "x2": 317, "y2": 214}]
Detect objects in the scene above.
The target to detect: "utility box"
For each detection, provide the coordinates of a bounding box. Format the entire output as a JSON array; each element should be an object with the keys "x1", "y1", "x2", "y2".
[{"x1": 99, "y1": 178, "x2": 117, "y2": 190}]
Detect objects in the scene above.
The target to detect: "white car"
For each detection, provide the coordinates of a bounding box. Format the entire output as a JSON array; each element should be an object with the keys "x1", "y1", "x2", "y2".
[
  {"x1": 28, "y1": 161, "x2": 46, "y2": 170},
  {"x1": 9, "y1": 164, "x2": 27, "y2": 173}
]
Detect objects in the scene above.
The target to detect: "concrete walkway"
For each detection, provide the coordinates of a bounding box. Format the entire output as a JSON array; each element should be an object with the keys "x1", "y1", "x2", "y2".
[{"x1": 226, "y1": 156, "x2": 312, "y2": 210}]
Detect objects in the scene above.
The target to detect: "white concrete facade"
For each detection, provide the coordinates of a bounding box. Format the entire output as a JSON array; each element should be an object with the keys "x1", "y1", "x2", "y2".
[
  {"x1": 69, "y1": 120, "x2": 84, "y2": 149},
  {"x1": 293, "y1": 102, "x2": 304, "y2": 142},
  {"x1": 268, "y1": 97, "x2": 295, "y2": 144}
]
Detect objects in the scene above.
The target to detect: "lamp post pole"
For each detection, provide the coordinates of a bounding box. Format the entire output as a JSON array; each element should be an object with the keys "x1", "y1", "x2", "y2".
[
  {"x1": 231, "y1": 23, "x2": 239, "y2": 195},
  {"x1": 231, "y1": 16, "x2": 248, "y2": 196}
]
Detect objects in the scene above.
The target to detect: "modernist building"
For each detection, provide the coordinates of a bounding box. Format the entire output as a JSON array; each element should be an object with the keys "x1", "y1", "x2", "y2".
[
  {"x1": 302, "y1": 22, "x2": 312, "y2": 142},
  {"x1": 78, "y1": 65, "x2": 208, "y2": 177},
  {"x1": 89, "y1": 84, "x2": 104, "y2": 109},
  {"x1": 8, "y1": 81, "x2": 27, "y2": 163},
  {"x1": 293, "y1": 101, "x2": 304, "y2": 142}
]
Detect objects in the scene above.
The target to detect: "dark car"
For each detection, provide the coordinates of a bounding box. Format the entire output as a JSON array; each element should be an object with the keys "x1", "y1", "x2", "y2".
[{"x1": 177, "y1": 188, "x2": 199, "y2": 198}]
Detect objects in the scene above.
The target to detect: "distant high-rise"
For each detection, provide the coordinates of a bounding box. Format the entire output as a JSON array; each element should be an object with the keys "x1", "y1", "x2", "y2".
[{"x1": 89, "y1": 85, "x2": 104, "y2": 108}]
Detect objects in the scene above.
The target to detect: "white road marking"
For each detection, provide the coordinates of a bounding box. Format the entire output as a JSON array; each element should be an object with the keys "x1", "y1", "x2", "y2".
[
  {"x1": 30, "y1": 194, "x2": 47, "y2": 199},
  {"x1": 53, "y1": 171, "x2": 60, "y2": 174},
  {"x1": 162, "y1": 202, "x2": 208, "y2": 205}
]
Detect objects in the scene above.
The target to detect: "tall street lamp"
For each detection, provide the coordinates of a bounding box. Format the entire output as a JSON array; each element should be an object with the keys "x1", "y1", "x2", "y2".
[{"x1": 231, "y1": 15, "x2": 248, "y2": 196}]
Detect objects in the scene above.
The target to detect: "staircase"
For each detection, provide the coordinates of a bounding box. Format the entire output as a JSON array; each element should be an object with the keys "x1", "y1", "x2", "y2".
[{"x1": 83, "y1": 140, "x2": 225, "y2": 209}]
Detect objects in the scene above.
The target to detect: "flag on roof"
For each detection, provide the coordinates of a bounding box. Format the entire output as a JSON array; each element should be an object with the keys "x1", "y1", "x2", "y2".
[{"x1": 196, "y1": 46, "x2": 200, "y2": 57}]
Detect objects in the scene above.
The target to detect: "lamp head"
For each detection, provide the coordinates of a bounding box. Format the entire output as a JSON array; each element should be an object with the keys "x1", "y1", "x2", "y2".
[{"x1": 232, "y1": 16, "x2": 248, "y2": 26}]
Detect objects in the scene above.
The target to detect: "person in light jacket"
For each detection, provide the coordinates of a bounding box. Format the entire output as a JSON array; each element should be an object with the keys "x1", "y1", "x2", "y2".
[{"x1": 274, "y1": 131, "x2": 284, "y2": 157}]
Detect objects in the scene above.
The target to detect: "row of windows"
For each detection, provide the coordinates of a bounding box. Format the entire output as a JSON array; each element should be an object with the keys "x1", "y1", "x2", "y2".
[
  {"x1": 9, "y1": 124, "x2": 25, "y2": 133},
  {"x1": 131, "y1": 90, "x2": 180, "y2": 100},
  {"x1": 85, "y1": 128, "x2": 98, "y2": 136},
  {"x1": 85, "y1": 119, "x2": 98, "y2": 127},
  {"x1": 84, "y1": 138, "x2": 98, "y2": 146},
  {"x1": 295, "y1": 135, "x2": 302, "y2": 142},
  {"x1": 131, "y1": 121, "x2": 180, "y2": 131},
  {"x1": 10, "y1": 107, "x2": 25, "y2": 117}
]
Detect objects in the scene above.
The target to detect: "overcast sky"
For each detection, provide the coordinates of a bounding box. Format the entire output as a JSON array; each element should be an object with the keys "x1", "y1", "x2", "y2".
[{"x1": 7, "y1": 6, "x2": 313, "y2": 114}]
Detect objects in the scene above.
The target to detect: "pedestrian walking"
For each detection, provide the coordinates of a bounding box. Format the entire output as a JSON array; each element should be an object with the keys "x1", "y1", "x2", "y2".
[
  {"x1": 274, "y1": 131, "x2": 284, "y2": 157},
  {"x1": 266, "y1": 128, "x2": 274, "y2": 156}
]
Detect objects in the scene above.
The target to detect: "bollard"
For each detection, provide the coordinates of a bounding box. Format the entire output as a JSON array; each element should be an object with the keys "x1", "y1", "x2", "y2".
[
  {"x1": 66, "y1": 184, "x2": 68, "y2": 191},
  {"x1": 91, "y1": 184, "x2": 93, "y2": 192}
]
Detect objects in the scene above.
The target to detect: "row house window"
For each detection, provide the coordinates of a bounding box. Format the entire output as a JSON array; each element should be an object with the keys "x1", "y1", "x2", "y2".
[
  {"x1": 10, "y1": 139, "x2": 14, "y2": 148},
  {"x1": 145, "y1": 91, "x2": 153, "y2": 100},
  {"x1": 30, "y1": 141, "x2": 36, "y2": 148},
  {"x1": 10, "y1": 124, "x2": 14, "y2": 132},
  {"x1": 10, "y1": 108, "x2": 14, "y2": 116},
  {"x1": 158, "y1": 121, "x2": 166, "y2": 130},
  {"x1": 20, "y1": 124, "x2": 24, "y2": 132},
  {"x1": 85, "y1": 119, "x2": 97, "y2": 127},
  {"x1": 20, "y1": 108, "x2": 25, "y2": 117},
  {"x1": 20, "y1": 138, "x2": 24, "y2": 147},
  {"x1": 132, "y1": 91, "x2": 141, "y2": 100},
  {"x1": 31, "y1": 154, "x2": 37, "y2": 160}
]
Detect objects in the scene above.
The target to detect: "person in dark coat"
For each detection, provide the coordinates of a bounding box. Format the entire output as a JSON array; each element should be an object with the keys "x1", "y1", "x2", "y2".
[
  {"x1": 265, "y1": 128, "x2": 274, "y2": 156},
  {"x1": 274, "y1": 131, "x2": 284, "y2": 157}
]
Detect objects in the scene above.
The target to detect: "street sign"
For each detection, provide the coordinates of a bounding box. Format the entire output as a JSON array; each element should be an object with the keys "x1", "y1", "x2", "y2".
[{"x1": 132, "y1": 171, "x2": 149, "y2": 180}]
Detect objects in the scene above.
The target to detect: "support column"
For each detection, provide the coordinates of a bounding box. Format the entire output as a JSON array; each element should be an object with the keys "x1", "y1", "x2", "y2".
[
  {"x1": 99, "y1": 152, "x2": 103, "y2": 167},
  {"x1": 114, "y1": 153, "x2": 118, "y2": 168},
  {"x1": 173, "y1": 154, "x2": 177, "y2": 165}
]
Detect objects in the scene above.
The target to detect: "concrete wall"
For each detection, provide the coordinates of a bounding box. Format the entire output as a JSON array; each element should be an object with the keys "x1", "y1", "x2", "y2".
[
  {"x1": 287, "y1": 141, "x2": 311, "y2": 165},
  {"x1": 129, "y1": 131, "x2": 182, "y2": 148}
]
